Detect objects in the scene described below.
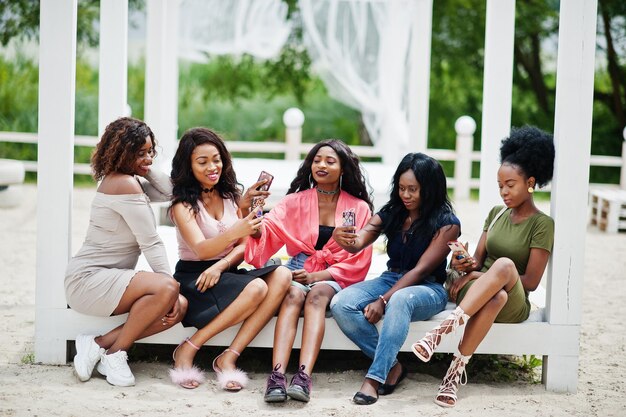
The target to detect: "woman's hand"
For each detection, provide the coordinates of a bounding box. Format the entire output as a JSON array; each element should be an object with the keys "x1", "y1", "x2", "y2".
[
  {"x1": 450, "y1": 248, "x2": 477, "y2": 274},
  {"x1": 241, "y1": 178, "x2": 271, "y2": 214},
  {"x1": 162, "y1": 296, "x2": 183, "y2": 325},
  {"x1": 448, "y1": 271, "x2": 482, "y2": 302},
  {"x1": 195, "y1": 264, "x2": 223, "y2": 292},
  {"x1": 363, "y1": 299, "x2": 385, "y2": 324},
  {"x1": 292, "y1": 269, "x2": 315, "y2": 285},
  {"x1": 332, "y1": 225, "x2": 358, "y2": 249},
  {"x1": 230, "y1": 210, "x2": 263, "y2": 239}
]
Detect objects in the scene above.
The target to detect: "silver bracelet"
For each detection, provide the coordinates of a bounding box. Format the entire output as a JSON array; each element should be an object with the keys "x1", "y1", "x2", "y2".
[
  {"x1": 378, "y1": 295, "x2": 387, "y2": 306},
  {"x1": 222, "y1": 258, "x2": 231, "y2": 270}
]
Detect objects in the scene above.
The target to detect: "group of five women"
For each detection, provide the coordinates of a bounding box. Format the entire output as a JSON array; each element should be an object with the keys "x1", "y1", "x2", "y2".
[{"x1": 65, "y1": 117, "x2": 555, "y2": 408}]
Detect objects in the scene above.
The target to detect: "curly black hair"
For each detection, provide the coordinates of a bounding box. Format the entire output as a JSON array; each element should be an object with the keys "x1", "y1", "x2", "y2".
[
  {"x1": 170, "y1": 127, "x2": 242, "y2": 215},
  {"x1": 500, "y1": 126, "x2": 555, "y2": 188},
  {"x1": 378, "y1": 152, "x2": 455, "y2": 242},
  {"x1": 287, "y1": 139, "x2": 374, "y2": 212},
  {"x1": 91, "y1": 117, "x2": 156, "y2": 181}
]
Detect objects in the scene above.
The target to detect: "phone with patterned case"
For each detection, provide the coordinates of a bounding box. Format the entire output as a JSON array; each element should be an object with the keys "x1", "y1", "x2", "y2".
[{"x1": 252, "y1": 171, "x2": 274, "y2": 217}]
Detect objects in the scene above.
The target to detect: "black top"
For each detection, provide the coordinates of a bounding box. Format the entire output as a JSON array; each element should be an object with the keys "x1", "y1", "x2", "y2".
[
  {"x1": 315, "y1": 225, "x2": 335, "y2": 250},
  {"x1": 378, "y1": 210, "x2": 460, "y2": 283}
]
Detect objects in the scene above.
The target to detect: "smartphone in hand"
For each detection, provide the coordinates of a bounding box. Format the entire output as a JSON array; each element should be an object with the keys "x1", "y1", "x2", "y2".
[
  {"x1": 342, "y1": 209, "x2": 356, "y2": 228},
  {"x1": 252, "y1": 171, "x2": 274, "y2": 217},
  {"x1": 447, "y1": 240, "x2": 470, "y2": 260}
]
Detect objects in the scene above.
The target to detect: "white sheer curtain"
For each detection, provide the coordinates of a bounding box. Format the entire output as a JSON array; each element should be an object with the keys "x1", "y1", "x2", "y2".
[
  {"x1": 179, "y1": 0, "x2": 292, "y2": 60},
  {"x1": 300, "y1": 0, "x2": 416, "y2": 163}
]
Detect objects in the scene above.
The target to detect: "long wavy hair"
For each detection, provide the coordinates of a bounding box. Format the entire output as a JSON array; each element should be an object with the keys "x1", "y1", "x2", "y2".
[
  {"x1": 91, "y1": 117, "x2": 156, "y2": 181},
  {"x1": 170, "y1": 127, "x2": 241, "y2": 215},
  {"x1": 379, "y1": 153, "x2": 454, "y2": 241},
  {"x1": 287, "y1": 139, "x2": 374, "y2": 212}
]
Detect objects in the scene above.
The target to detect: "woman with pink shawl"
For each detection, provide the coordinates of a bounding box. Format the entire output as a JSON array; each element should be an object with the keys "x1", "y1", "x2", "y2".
[{"x1": 245, "y1": 139, "x2": 373, "y2": 403}]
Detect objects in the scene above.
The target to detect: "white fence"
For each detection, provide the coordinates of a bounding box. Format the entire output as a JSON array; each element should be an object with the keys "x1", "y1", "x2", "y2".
[{"x1": 1, "y1": 111, "x2": 625, "y2": 197}]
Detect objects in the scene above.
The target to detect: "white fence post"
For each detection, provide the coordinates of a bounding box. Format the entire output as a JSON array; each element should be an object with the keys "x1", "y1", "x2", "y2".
[
  {"x1": 621, "y1": 127, "x2": 626, "y2": 190},
  {"x1": 283, "y1": 107, "x2": 305, "y2": 160},
  {"x1": 454, "y1": 116, "x2": 476, "y2": 200}
]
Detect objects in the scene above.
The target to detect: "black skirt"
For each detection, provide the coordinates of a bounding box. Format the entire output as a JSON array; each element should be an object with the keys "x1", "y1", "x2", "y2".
[{"x1": 174, "y1": 259, "x2": 280, "y2": 328}]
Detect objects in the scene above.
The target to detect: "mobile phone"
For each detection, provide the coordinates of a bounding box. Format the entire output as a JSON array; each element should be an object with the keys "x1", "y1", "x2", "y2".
[
  {"x1": 447, "y1": 241, "x2": 470, "y2": 260},
  {"x1": 341, "y1": 209, "x2": 356, "y2": 227},
  {"x1": 252, "y1": 171, "x2": 274, "y2": 217}
]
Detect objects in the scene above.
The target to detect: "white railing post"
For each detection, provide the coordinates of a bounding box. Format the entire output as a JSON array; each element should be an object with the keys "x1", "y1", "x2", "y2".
[
  {"x1": 454, "y1": 116, "x2": 476, "y2": 200},
  {"x1": 283, "y1": 107, "x2": 305, "y2": 160},
  {"x1": 621, "y1": 127, "x2": 626, "y2": 189}
]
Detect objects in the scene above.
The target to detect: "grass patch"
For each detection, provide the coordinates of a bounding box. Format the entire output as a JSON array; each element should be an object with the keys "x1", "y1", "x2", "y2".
[{"x1": 21, "y1": 352, "x2": 35, "y2": 365}]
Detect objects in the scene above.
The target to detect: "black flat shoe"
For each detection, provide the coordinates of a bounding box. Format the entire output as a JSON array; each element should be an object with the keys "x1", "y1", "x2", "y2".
[
  {"x1": 353, "y1": 391, "x2": 378, "y2": 405},
  {"x1": 378, "y1": 364, "x2": 408, "y2": 396}
]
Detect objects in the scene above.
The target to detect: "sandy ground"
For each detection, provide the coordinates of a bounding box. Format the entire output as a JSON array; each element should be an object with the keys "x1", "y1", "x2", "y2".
[{"x1": 1, "y1": 184, "x2": 625, "y2": 417}]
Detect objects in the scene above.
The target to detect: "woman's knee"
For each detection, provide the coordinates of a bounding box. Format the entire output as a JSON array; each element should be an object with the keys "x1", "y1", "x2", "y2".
[
  {"x1": 305, "y1": 289, "x2": 331, "y2": 310},
  {"x1": 244, "y1": 278, "x2": 269, "y2": 299},
  {"x1": 155, "y1": 276, "x2": 180, "y2": 305},
  {"x1": 491, "y1": 289, "x2": 508, "y2": 308},
  {"x1": 282, "y1": 286, "x2": 306, "y2": 307},
  {"x1": 178, "y1": 294, "x2": 189, "y2": 315},
  {"x1": 269, "y1": 266, "x2": 292, "y2": 290},
  {"x1": 491, "y1": 258, "x2": 517, "y2": 279}
]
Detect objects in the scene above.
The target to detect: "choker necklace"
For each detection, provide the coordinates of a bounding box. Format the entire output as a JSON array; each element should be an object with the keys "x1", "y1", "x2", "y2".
[
  {"x1": 317, "y1": 187, "x2": 339, "y2": 195},
  {"x1": 202, "y1": 187, "x2": 214, "y2": 193}
]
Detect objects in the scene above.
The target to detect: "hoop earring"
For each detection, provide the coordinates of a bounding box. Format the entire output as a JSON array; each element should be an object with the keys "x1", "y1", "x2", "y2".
[{"x1": 528, "y1": 187, "x2": 534, "y2": 194}]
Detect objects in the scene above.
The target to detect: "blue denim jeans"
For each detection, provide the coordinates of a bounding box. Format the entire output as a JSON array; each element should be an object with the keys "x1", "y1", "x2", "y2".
[{"x1": 330, "y1": 271, "x2": 448, "y2": 384}]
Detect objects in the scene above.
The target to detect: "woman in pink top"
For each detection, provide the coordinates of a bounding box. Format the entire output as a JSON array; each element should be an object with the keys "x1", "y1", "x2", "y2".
[
  {"x1": 245, "y1": 139, "x2": 374, "y2": 403},
  {"x1": 168, "y1": 128, "x2": 291, "y2": 391}
]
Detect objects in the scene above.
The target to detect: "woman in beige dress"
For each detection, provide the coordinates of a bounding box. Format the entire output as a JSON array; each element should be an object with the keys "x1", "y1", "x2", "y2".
[{"x1": 65, "y1": 117, "x2": 187, "y2": 387}]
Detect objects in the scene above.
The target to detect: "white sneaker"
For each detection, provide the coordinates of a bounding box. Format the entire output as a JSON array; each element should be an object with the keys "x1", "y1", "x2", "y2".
[
  {"x1": 97, "y1": 350, "x2": 135, "y2": 387},
  {"x1": 73, "y1": 334, "x2": 105, "y2": 382}
]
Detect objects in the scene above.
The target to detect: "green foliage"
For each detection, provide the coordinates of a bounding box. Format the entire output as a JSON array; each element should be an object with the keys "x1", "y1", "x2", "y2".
[
  {"x1": 0, "y1": 0, "x2": 145, "y2": 48},
  {"x1": 20, "y1": 352, "x2": 35, "y2": 365},
  {"x1": 1, "y1": 0, "x2": 625, "y2": 190}
]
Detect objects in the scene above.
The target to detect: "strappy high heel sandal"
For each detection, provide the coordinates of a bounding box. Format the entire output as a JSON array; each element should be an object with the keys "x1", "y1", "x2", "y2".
[
  {"x1": 434, "y1": 351, "x2": 471, "y2": 408},
  {"x1": 411, "y1": 306, "x2": 469, "y2": 362},
  {"x1": 212, "y1": 348, "x2": 249, "y2": 391},
  {"x1": 169, "y1": 337, "x2": 205, "y2": 389}
]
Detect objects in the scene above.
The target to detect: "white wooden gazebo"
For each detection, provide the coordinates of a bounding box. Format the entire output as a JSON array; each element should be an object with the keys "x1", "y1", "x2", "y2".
[{"x1": 35, "y1": 0, "x2": 597, "y2": 394}]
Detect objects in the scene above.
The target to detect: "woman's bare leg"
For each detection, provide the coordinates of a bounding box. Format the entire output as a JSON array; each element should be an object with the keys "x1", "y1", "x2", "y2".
[
  {"x1": 298, "y1": 284, "x2": 335, "y2": 374},
  {"x1": 95, "y1": 272, "x2": 179, "y2": 353},
  {"x1": 96, "y1": 294, "x2": 188, "y2": 350},
  {"x1": 173, "y1": 278, "x2": 268, "y2": 370},
  {"x1": 272, "y1": 286, "x2": 306, "y2": 368},
  {"x1": 215, "y1": 266, "x2": 291, "y2": 370},
  {"x1": 458, "y1": 258, "x2": 519, "y2": 316}
]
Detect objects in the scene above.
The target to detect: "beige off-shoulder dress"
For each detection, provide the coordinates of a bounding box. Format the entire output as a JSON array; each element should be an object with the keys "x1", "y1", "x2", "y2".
[{"x1": 65, "y1": 170, "x2": 172, "y2": 316}]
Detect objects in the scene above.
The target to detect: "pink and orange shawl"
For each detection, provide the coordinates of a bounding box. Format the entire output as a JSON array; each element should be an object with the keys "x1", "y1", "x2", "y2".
[{"x1": 245, "y1": 188, "x2": 373, "y2": 289}]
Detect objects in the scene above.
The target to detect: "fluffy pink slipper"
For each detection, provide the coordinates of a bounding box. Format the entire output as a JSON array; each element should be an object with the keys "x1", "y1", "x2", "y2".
[
  {"x1": 212, "y1": 348, "x2": 249, "y2": 391},
  {"x1": 215, "y1": 367, "x2": 249, "y2": 391},
  {"x1": 169, "y1": 366, "x2": 206, "y2": 389},
  {"x1": 171, "y1": 338, "x2": 205, "y2": 389}
]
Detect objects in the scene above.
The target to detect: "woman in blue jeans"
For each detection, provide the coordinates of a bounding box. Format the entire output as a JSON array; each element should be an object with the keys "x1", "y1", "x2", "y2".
[{"x1": 331, "y1": 152, "x2": 460, "y2": 405}]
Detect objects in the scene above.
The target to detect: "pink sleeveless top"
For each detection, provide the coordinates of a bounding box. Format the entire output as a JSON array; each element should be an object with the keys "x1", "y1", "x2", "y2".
[{"x1": 176, "y1": 198, "x2": 239, "y2": 261}]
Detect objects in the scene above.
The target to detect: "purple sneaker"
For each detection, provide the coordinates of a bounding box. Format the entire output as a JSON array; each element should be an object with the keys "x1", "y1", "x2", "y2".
[
  {"x1": 264, "y1": 364, "x2": 287, "y2": 403},
  {"x1": 287, "y1": 365, "x2": 312, "y2": 402}
]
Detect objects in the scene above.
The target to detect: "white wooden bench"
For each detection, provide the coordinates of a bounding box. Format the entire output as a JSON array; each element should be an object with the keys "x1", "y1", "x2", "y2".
[{"x1": 45, "y1": 224, "x2": 575, "y2": 392}]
